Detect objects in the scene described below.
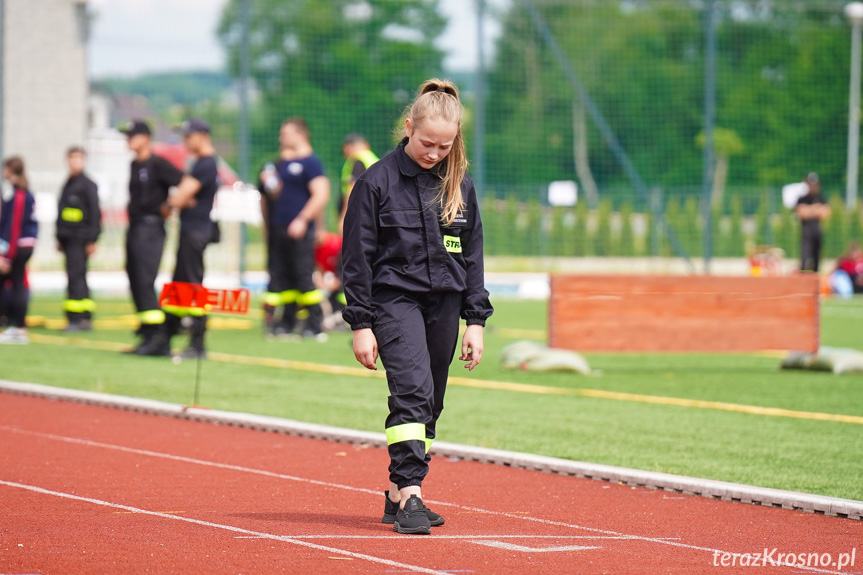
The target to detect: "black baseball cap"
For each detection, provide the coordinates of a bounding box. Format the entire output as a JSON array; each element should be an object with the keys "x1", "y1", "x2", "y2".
[
  {"x1": 178, "y1": 118, "x2": 210, "y2": 135},
  {"x1": 121, "y1": 119, "x2": 151, "y2": 137}
]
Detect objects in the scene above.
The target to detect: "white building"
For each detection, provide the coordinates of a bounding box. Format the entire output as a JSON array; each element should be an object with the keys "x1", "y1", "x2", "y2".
[{"x1": 2, "y1": 0, "x2": 90, "y2": 190}]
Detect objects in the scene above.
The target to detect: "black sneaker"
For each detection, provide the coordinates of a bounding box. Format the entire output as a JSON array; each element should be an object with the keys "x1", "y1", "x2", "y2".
[
  {"x1": 392, "y1": 494, "x2": 432, "y2": 535},
  {"x1": 132, "y1": 335, "x2": 171, "y2": 357},
  {"x1": 382, "y1": 491, "x2": 444, "y2": 526}
]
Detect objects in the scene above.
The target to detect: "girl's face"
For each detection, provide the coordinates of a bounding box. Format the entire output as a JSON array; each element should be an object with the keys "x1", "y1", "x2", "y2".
[{"x1": 404, "y1": 117, "x2": 458, "y2": 170}]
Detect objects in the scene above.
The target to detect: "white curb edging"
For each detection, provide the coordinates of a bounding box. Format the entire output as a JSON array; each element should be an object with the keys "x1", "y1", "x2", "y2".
[{"x1": 2, "y1": 379, "x2": 860, "y2": 520}]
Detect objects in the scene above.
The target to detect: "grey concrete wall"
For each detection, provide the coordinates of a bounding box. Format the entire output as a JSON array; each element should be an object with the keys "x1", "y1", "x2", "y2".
[{"x1": 3, "y1": 0, "x2": 88, "y2": 183}]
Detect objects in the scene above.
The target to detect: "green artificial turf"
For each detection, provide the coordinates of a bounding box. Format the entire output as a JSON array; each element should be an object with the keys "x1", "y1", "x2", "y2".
[{"x1": 2, "y1": 296, "x2": 861, "y2": 501}]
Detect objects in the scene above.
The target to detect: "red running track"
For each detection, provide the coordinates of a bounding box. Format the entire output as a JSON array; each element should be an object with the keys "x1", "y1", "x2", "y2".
[{"x1": 1, "y1": 393, "x2": 861, "y2": 574}]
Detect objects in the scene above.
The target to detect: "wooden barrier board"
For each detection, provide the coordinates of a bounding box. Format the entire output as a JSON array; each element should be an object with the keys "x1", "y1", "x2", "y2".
[{"x1": 548, "y1": 275, "x2": 820, "y2": 352}]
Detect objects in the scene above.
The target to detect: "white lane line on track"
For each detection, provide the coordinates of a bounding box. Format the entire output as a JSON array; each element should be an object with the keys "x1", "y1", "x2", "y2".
[
  {"x1": 0, "y1": 425, "x2": 850, "y2": 575},
  {"x1": 0, "y1": 479, "x2": 449, "y2": 575},
  {"x1": 469, "y1": 541, "x2": 598, "y2": 553},
  {"x1": 234, "y1": 535, "x2": 648, "y2": 540}
]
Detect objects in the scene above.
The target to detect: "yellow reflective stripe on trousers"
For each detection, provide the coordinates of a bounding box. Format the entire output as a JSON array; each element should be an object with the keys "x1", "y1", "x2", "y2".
[
  {"x1": 443, "y1": 235, "x2": 462, "y2": 253},
  {"x1": 385, "y1": 423, "x2": 426, "y2": 445},
  {"x1": 138, "y1": 309, "x2": 165, "y2": 325},
  {"x1": 63, "y1": 299, "x2": 96, "y2": 313},
  {"x1": 61, "y1": 207, "x2": 84, "y2": 222},
  {"x1": 280, "y1": 290, "x2": 300, "y2": 304},
  {"x1": 297, "y1": 289, "x2": 324, "y2": 306},
  {"x1": 425, "y1": 437, "x2": 433, "y2": 454},
  {"x1": 162, "y1": 305, "x2": 206, "y2": 318},
  {"x1": 262, "y1": 292, "x2": 282, "y2": 307}
]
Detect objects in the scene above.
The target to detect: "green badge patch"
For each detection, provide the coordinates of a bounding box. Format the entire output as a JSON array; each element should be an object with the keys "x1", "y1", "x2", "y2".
[{"x1": 443, "y1": 235, "x2": 462, "y2": 253}]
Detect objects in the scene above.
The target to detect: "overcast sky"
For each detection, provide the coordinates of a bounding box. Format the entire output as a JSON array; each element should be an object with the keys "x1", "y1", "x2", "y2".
[{"x1": 87, "y1": 0, "x2": 504, "y2": 78}]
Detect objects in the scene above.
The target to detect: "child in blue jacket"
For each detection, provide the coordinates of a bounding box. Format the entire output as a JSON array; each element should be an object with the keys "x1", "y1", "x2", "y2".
[{"x1": 1, "y1": 156, "x2": 38, "y2": 344}]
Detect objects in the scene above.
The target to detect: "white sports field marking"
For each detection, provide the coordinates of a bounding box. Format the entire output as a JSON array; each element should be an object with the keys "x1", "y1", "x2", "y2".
[
  {"x1": 0, "y1": 479, "x2": 449, "y2": 575},
  {"x1": 0, "y1": 425, "x2": 382, "y2": 497},
  {"x1": 233, "y1": 535, "x2": 644, "y2": 540},
  {"x1": 0, "y1": 425, "x2": 850, "y2": 575},
  {"x1": 469, "y1": 540, "x2": 598, "y2": 553}
]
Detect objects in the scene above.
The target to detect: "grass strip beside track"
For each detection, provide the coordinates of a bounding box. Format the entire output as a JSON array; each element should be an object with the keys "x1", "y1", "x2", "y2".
[
  {"x1": 28, "y1": 333, "x2": 863, "y2": 426},
  {"x1": 10, "y1": 296, "x2": 863, "y2": 501}
]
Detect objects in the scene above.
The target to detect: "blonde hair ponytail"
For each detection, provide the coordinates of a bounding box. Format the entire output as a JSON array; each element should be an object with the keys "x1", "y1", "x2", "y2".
[{"x1": 399, "y1": 78, "x2": 468, "y2": 226}]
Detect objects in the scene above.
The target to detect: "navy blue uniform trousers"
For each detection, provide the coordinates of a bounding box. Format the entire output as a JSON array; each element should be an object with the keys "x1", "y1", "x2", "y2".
[
  {"x1": 372, "y1": 288, "x2": 461, "y2": 489},
  {"x1": 125, "y1": 217, "x2": 165, "y2": 315},
  {"x1": 61, "y1": 238, "x2": 92, "y2": 322}
]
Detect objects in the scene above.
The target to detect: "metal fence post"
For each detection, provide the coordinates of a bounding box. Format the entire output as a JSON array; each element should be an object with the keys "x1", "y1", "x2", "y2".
[
  {"x1": 237, "y1": 0, "x2": 251, "y2": 283},
  {"x1": 702, "y1": 0, "x2": 717, "y2": 274}
]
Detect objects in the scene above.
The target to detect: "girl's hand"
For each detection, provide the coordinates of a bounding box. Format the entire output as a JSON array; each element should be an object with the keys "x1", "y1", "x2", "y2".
[
  {"x1": 460, "y1": 324, "x2": 484, "y2": 371},
  {"x1": 0, "y1": 257, "x2": 9, "y2": 274},
  {"x1": 353, "y1": 328, "x2": 379, "y2": 370}
]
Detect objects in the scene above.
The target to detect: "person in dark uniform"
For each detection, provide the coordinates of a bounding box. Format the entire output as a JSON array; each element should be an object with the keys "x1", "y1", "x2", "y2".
[
  {"x1": 0, "y1": 156, "x2": 38, "y2": 345},
  {"x1": 326, "y1": 134, "x2": 379, "y2": 318},
  {"x1": 261, "y1": 117, "x2": 330, "y2": 339},
  {"x1": 56, "y1": 146, "x2": 101, "y2": 331},
  {"x1": 795, "y1": 172, "x2": 831, "y2": 272},
  {"x1": 121, "y1": 119, "x2": 191, "y2": 355},
  {"x1": 142, "y1": 119, "x2": 219, "y2": 358},
  {"x1": 342, "y1": 79, "x2": 493, "y2": 535},
  {"x1": 258, "y1": 157, "x2": 282, "y2": 334},
  {"x1": 338, "y1": 134, "x2": 379, "y2": 235}
]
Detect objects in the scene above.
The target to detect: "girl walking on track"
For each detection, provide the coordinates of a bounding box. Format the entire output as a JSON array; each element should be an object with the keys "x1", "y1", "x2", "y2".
[{"x1": 342, "y1": 78, "x2": 493, "y2": 535}]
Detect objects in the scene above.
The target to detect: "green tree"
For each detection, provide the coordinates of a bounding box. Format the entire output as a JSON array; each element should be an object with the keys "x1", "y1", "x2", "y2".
[
  {"x1": 218, "y1": 0, "x2": 446, "y2": 182},
  {"x1": 718, "y1": 7, "x2": 850, "y2": 187},
  {"x1": 485, "y1": 1, "x2": 852, "y2": 200},
  {"x1": 486, "y1": 2, "x2": 703, "y2": 190}
]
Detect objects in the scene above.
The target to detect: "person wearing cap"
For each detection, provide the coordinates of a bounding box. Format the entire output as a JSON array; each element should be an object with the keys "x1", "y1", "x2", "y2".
[
  {"x1": 258, "y1": 117, "x2": 330, "y2": 339},
  {"x1": 56, "y1": 146, "x2": 101, "y2": 331},
  {"x1": 795, "y1": 173, "x2": 831, "y2": 272},
  {"x1": 121, "y1": 119, "x2": 196, "y2": 355},
  {"x1": 145, "y1": 118, "x2": 220, "y2": 358}
]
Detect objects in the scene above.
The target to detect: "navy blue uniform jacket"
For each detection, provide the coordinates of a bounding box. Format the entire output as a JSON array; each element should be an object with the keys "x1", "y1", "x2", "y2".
[
  {"x1": 56, "y1": 173, "x2": 101, "y2": 243},
  {"x1": 341, "y1": 138, "x2": 493, "y2": 331},
  {"x1": 0, "y1": 188, "x2": 38, "y2": 257}
]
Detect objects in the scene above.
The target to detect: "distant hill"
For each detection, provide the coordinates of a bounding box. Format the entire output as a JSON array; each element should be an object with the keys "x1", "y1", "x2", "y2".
[{"x1": 95, "y1": 71, "x2": 234, "y2": 113}]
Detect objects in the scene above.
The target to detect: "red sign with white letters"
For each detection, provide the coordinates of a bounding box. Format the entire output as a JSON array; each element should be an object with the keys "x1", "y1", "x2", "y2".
[{"x1": 158, "y1": 282, "x2": 250, "y2": 314}]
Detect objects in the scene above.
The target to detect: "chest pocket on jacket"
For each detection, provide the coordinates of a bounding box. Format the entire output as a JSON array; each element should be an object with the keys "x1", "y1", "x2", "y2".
[
  {"x1": 379, "y1": 208, "x2": 423, "y2": 257},
  {"x1": 441, "y1": 209, "x2": 471, "y2": 255}
]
